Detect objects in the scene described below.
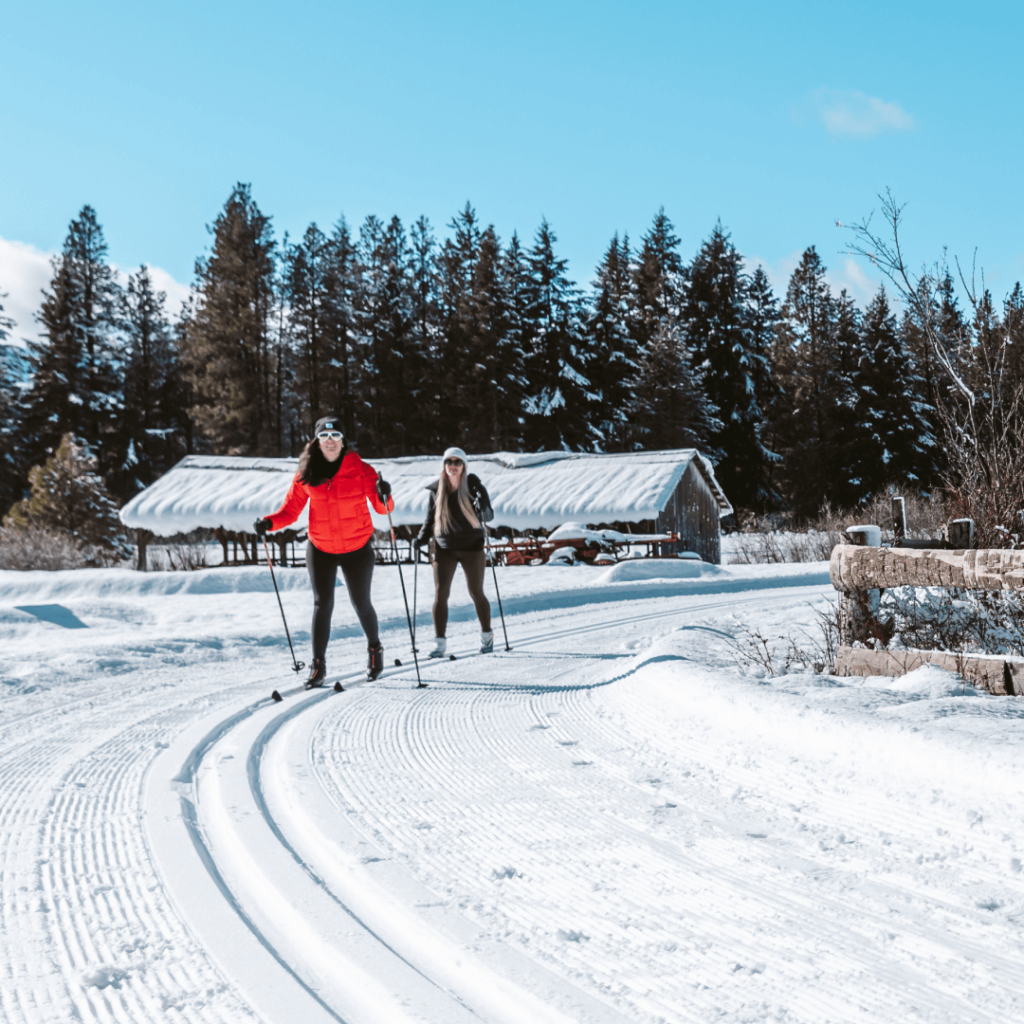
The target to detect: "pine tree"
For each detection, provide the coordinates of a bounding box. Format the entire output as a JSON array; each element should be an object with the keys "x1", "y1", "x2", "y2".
[
  {"x1": 0, "y1": 292, "x2": 23, "y2": 513},
  {"x1": 497, "y1": 232, "x2": 531, "y2": 451},
  {"x1": 319, "y1": 218, "x2": 362, "y2": 441},
  {"x1": 408, "y1": 215, "x2": 439, "y2": 448},
  {"x1": 119, "y1": 266, "x2": 185, "y2": 493},
  {"x1": 21, "y1": 206, "x2": 123, "y2": 476},
  {"x1": 585, "y1": 233, "x2": 637, "y2": 451},
  {"x1": 622, "y1": 209, "x2": 720, "y2": 458},
  {"x1": 746, "y1": 267, "x2": 784, "y2": 506},
  {"x1": 4, "y1": 433, "x2": 130, "y2": 563},
  {"x1": 179, "y1": 184, "x2": 278, "y2": 455},
  {"x1": 284, "y1": 223, "x2": 332, "y2": 427},
  {"x1": 463, "y1": 225, "x2": 526, "y2": 451},
  {"x1": 827, "y1": 291, "x2": 866, "y2": 508},
  {"x1": 1003, "y1": 283, "x2": 1024, "y2": 397},
  {"x1": 356, "y1": 214, "x2": 420, "y2": 454},
  {"x1": 521, "y1": 220, "x2": 596, "y2": 451},
  {"x1": 682, "y1": 224, "x2": 776, "y2": 510},
  {"x1": 845, "y1": 287, "x2": 936, "y2": 501},
  {"x1": 628, "y1": 209, "x2": 684, "y2": 357},
  {"x1": 771, "y1": 247, "x2": 840, "y2": 516},
  {"x1": 629, "y1": 321, "x2": 723, "y2": 454},
  {"x1": 433, "y1": 204, "x2": 482, "y2": 446}
]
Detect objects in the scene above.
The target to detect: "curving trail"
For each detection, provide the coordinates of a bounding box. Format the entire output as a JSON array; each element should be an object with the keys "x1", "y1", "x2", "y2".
[{"x1": 4, "y1": 569, "x2": 1024, "y2": 1023}]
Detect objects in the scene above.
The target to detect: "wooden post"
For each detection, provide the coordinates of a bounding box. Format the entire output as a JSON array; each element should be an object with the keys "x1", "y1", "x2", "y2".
[
  {"x1": 892, "y1": 497, "x2": 907, "y2": 546},
  {"x1": 948, "y1": 519, "x2": 975, "y2": 550},
  {"x1": 837, "y1": 526, "x2": 892, "y2": 646},
  {"x1": 135, "y1": 529, "x2": 151, "y2": 572},
  {"x1": 214, "y1": 527, "x2": 229, "y2": 565}
]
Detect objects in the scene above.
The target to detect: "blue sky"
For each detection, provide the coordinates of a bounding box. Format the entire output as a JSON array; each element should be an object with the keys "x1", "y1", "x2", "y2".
[{"x1": 2, "y1": 0, "x2": 1022, "y2": 341}]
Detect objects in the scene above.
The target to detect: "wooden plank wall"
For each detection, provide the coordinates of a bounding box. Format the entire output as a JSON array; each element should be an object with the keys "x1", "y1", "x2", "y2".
[{"x1": 656, "y1": 462, "x2": 721, "y2": 564}]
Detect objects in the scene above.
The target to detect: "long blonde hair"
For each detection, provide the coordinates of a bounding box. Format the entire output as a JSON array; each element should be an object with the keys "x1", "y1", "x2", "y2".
[{"x1": 434, "y1": 469, "x2": 480, "y2": 535}]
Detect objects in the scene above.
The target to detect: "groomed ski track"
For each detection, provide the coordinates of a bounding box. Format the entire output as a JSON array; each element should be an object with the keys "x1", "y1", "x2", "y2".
[{"x1": 4, "y1": 565, "x2": 1024, "y2": 1023}]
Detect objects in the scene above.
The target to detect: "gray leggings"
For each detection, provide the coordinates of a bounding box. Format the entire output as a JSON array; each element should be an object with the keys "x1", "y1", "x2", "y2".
[{"x1": 432, "y1": 547, "x2": 491, "y2": 637}]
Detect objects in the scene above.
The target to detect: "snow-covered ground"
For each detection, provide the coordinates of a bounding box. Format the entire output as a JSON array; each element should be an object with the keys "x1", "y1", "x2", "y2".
[{"x1": 2, "y1": 557, "x2": 1024, "y2": 1023}]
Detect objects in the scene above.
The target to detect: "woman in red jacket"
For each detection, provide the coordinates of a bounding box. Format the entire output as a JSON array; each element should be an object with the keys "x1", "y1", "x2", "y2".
[{"x1": 254, "y1": 416, "x2": 393, "y2": 687}]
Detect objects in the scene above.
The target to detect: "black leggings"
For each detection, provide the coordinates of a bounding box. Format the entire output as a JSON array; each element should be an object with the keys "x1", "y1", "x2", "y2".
[
  {"x1": 432, "y1": 547, "x2": 491, "y2": 637},
  {"x1": 307, "y1": 540, "x2": 379, "y2": 659}
]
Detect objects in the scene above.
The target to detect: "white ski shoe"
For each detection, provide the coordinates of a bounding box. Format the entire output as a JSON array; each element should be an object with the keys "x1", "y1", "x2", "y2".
[
  {"x1": 429, "y1": 637, "x2": 447, "y2": 659},
  {"x1": 480, "y1": 631, "x2": 494, "y2": 654}
]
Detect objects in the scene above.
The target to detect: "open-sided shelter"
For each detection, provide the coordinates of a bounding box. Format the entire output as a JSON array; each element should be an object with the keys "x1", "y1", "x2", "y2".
[{"x1": 119, "y1": 448, "x2": 732, "y2": 565}]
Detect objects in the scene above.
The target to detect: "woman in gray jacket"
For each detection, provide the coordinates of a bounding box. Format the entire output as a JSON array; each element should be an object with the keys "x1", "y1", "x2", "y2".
[{"x1": 414, "y1": 447, "x2": 494, "y2": 656}]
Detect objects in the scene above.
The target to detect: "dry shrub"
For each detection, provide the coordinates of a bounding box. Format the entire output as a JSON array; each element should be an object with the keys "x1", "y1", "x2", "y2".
[
  {"x1": 725, "y1": 602, "x2": 840, "y2": 674},
  {"x1": 727, "y1": 503, "x2": 848, "y2": 563},
  {"x1": 0, "y1": 526, "x2": 92, "y2": 570},
  {"x1": 727, "y1": 490, "x2": 945, "y2": 564},
  {"x1": 857, "y1": 488, "x2": 946, "y2": 543},
  {"x1": 942, "y1": 411, "x2": 1024, "y2": 548}
]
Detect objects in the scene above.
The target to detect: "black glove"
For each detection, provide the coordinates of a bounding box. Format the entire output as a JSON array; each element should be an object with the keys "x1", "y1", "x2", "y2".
[
  {"x1": 376, "y1": 477, "x2": 392, "y2": 501},
  {"x1": 253, "y1": 517, "x2": 273, "y2": 537}
]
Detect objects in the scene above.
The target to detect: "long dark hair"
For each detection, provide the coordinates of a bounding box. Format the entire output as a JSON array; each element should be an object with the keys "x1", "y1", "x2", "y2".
[{"x1": 298, "y1": 438, "x2": 347, "y2": 486}]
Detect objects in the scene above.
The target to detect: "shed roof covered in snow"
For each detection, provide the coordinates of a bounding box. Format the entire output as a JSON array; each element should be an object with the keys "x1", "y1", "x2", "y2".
[{"x1": 119, "y1": 449, "x2": 732, "y2": 537}]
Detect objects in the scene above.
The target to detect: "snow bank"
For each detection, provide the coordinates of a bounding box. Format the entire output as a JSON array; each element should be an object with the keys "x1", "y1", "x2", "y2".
[
  {"x1": 595, "y1": 558, "x2": 725, "y2": 583},
  {"x1": 858, "y1": 663, "x2": 981, "y2": 699}
]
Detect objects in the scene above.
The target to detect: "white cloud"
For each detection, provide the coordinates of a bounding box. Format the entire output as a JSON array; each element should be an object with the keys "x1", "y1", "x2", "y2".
[
  {"x1": 802, "y1": 89, "x2": 914, "y2": 138},
  {"x1": 0, "y1": 235, "x2": 190, "y2": 348},
  {"x1": 750, "y1": 251, "x2": 883, "y2": 310},
  {"x1": 0, "y1": 237, "x2": 54, "y2": 346},
  {"x1": 143, "y1": 265, "x2": 190, "y2": 319}
]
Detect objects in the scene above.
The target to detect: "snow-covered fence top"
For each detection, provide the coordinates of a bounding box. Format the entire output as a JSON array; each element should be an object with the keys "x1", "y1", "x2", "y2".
[{"x1": 119, "y1": 448, "x2": 731, "y2": 537}]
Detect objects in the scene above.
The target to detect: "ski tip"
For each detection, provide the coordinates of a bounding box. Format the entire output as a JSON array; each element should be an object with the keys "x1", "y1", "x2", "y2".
[
  {"x1": 334, "y1": 681, "x2": 344, "y2": 692},
  {"x1": 449, "y1": 654, "x2": 457, "y2": 661},
  {"x1": 271, "y1": 690, "x2": 283, "y2": 702},
  {"x1": 394, "y1": 658, "x2": 403, "y2": 666}
]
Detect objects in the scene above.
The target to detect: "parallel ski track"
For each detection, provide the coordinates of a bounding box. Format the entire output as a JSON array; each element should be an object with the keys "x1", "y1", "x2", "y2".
[
  {"x1": 0, "y1": 661, "x2": 282, "y2": 1024},
  {"x1": 177, "y1": 588, "x2": 790, "y2": 1024},
  {"x1": 302, "y1": 591, "x2": 1024, "y2": 1024}
]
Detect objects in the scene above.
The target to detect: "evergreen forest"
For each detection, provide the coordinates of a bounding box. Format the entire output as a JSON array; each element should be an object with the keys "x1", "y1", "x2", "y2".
[{"x1": 2, "y1": 183, "x2": 1023, "y2": 524}]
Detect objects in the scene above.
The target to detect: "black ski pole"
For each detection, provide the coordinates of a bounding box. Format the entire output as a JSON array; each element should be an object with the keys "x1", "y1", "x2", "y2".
[
  {"x1": 474, "y1": 496, "x2": 511, "y2": 651},
  {"x1": 261, "y1": 535, "x2": 305, "y2": 674},
  {"x1": 379, "y1": 474, "x2": 425, "y2": 688},
  {"x1": 412, "y1": 546, "x2": 419, "y2": 653}
]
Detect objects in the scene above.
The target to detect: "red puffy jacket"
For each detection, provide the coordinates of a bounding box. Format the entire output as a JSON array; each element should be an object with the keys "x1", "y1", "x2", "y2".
[{"x1": 268, "y1": 450, "x2": 394, "y2": 554}]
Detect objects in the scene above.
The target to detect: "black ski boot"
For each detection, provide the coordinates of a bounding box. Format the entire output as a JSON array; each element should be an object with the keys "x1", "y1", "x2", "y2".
[
  {"x1": 305, "y1": 657, "x2": 327, "y2": 689},
  {"x1": 367, "y1": 642, "x2": 384, "y2": 680}
]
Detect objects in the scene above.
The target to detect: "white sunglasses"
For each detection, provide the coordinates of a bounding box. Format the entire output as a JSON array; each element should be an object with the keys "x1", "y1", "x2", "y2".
[{"x1": 317, "y1": 430, "x2": 344, "y2": 440}]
